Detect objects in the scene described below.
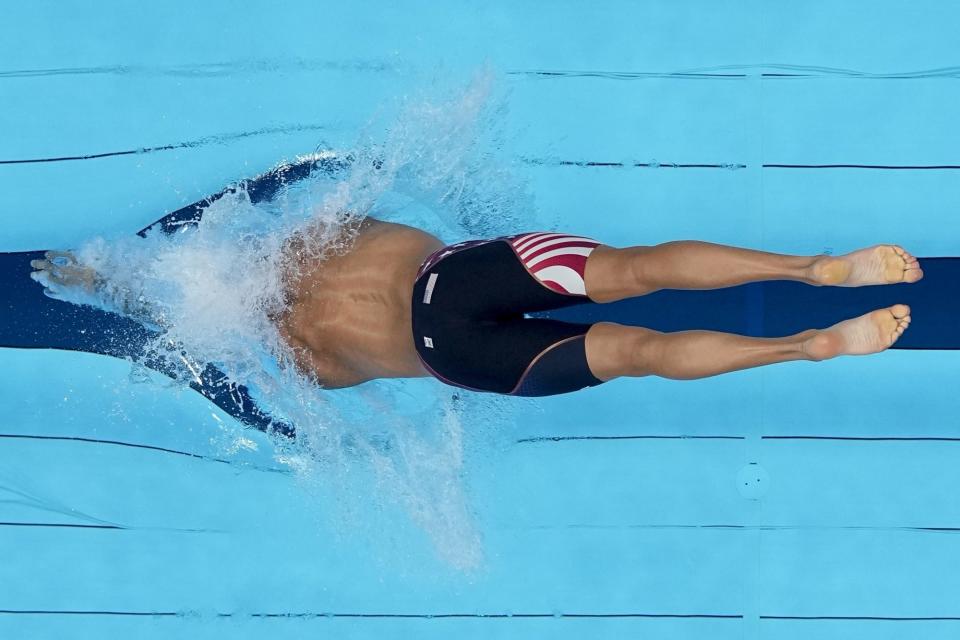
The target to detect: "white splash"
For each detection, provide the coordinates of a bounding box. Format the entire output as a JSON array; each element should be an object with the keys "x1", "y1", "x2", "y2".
[{"x1": 65, "y1": 70, "x2": 533, "y2": 571}]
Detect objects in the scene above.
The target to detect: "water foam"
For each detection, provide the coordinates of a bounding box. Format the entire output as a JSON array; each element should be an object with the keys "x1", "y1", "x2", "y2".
[{"x1": 70, "y1": 70, "x2": 534, "y2": 571}]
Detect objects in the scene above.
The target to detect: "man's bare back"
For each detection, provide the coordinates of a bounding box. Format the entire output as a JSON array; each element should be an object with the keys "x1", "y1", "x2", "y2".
[{"x1": 275, "y1": 217, "x2": 445, "y2": 388}]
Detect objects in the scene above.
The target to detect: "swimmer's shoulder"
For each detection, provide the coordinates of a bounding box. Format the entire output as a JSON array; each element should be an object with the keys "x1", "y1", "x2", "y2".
[{"x1": 354, "y1": 216, "x2": 445, "y2": 251}]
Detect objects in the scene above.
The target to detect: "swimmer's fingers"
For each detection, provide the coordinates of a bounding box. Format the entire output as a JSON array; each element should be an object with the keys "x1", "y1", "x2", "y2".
[
  {"x1": 29, "y1": 268, "x2": 52, "y2": 287},
  {"x1": 29, "y1": 266, "x2": 61, "y2": 290},
  {"x1": 30, "y1": 258, "x2": 67, "y2": 282},
  {"x1": 41, "y1": 287, "x2": 67, "y2": 301},
  {"x1": 30, "y1": 258, "x2": 52, "y2": 272},
  {"x1": 28, "y1": 269, "x2": 66, "y2": 300},
  {"x1": 30, "y1": 258, "x2": 97, "y2": 291}
]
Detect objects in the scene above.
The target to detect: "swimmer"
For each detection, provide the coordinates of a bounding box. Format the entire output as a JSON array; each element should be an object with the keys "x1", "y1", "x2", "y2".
[{"x1": 30, "y1": 221, "x2": 923, "y2": 397}]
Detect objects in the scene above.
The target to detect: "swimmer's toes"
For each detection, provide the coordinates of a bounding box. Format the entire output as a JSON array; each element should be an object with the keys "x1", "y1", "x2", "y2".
[
  {"x1": 887, "y1": 304, "x2": 911, "y2": 346},
  {"x1": 882, "y1": 245, "x2": 906, "y2": 282},
  {"x1": 895, "y1": 247, "x2": 920, "y2": 269},
  {"x1": 886, "y1": 245, "x2": 925, "y2": 284},
  {"x1": 904, "y1": 265, "x2": 924, "y2": 283},
  {"x1": 891, "y1": 303, "x2": 910, "y2": 319}
]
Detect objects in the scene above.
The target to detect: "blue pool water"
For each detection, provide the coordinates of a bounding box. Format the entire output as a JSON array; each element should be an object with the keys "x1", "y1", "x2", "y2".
[{"x1": 2, "y1": 1, "x2": 959, "y2": 638}]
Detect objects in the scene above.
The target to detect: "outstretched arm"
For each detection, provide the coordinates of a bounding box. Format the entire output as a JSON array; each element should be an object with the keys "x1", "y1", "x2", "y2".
[{"x1": 30, "y1": 251, "x2": 164, "y2": 329}]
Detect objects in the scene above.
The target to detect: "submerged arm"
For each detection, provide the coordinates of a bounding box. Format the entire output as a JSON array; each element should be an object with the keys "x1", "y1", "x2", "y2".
[{"x1": 30, "y1": 250, "x2": 165, "y2": 329}]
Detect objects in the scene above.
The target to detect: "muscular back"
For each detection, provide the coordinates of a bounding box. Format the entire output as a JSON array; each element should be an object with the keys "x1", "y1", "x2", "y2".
[{"x1": 274, "y1": 217, "x2": 445, "y2": 388}]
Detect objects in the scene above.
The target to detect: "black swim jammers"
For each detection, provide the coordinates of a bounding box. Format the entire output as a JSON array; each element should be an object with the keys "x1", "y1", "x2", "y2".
[{"x1": 411, "y1": 232, "x2": 607, "y2": 397}]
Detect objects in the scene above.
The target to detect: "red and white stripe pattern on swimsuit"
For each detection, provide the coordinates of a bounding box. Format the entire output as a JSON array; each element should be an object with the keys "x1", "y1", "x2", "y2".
[{"x1": 507, "y1": 232, "x2": 602, "y2": 296}]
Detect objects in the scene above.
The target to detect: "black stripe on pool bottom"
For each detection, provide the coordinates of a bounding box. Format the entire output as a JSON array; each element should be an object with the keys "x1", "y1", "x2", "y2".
[
  {"x1": 517, "y1": 435, "x2": 744, "y2": 443},
  {"x1": 508, "y1": 65, "x2": 960, "y2": 80},
  {"x1": 0, "y1": 609, "x2": 739, "y2": 619},
  {"x1": 0, "y1": 433, "x2": 289, "y2": 473},
  {"x1": 761, "y1": 615, "x2": 960, "y2": 621},
  {"x1": 526, "y1": 524, "x2": 960, "y2": 534},
  {"x1": 519, "y1": 435, "x2": 960, "y2": 443},
  {"x1": 0, "y1": 124, "x2": 326, "y2": 165},
  {"x1": 521, "y1": 158, "x2": 747, "y2": 169},
  {"x1": 523, "y1": 159, "x2": 960, "y2": 170},
  {"x1": 765, "y1": 164, "x2": 960, "y2": 169},
  {"x1": 7, "y1": 138, "x2": 960, "y2": 170},
  {"x1": 2, "y1": 610, "x2": 960, "y2": 621},
  {"x1": 764, "y1": 436, "x2": 960, "y2": 442},
  {"x1": 7, "y1": 520, "x2": 958, "y2": 534},
  {"x1": 512, "y1": 71, "x2": 749, "y2": 78},
  {"x1": 0, "y1": 522, "x2": 123, "y2": 530}
]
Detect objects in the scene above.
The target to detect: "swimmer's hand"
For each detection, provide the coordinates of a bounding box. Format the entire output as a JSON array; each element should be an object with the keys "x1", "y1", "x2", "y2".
[
  {"x1": 30, "y1": 250, "x2": 103, "y2": 302},
  {"x1": 30, "y1": 249, "x2": 163, "y2": 328}
]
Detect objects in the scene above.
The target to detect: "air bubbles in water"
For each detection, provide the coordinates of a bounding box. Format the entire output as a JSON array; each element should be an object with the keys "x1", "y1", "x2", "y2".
[{"x1": 70, "y1": 69, "x2": 529, "y2": 571}]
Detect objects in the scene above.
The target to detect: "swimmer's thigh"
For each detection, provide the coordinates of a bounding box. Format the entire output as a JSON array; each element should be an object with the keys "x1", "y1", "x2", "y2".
[{"x1": 423, "y1": 318, "x2": 606, "y2": 396}]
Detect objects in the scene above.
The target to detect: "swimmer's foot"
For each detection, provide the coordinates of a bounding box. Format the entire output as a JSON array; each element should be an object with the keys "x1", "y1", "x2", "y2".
[
  {"x1": 809, "y1": 245, "x2": 923, "y2": 287},
  {"x1": 802, "y1": 304, "x2": 911, "y2": 360}
]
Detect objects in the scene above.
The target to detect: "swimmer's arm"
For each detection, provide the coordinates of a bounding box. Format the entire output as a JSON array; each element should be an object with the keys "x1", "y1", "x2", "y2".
[
  {"x1": 96, "y1": 277, "x2": 167, "y2": 329},
  {"x1": 30, "y1": 251, "x2": 166, "y2": 329}
]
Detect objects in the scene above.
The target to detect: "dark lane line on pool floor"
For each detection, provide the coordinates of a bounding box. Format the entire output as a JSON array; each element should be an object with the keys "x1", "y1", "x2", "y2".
[
  {"x1": 765, "y1": 435, "x2": 960, "y2": 442},
  {"x1": 2, "y1": 609, "x2": 960, "y2": 621},
  {"x1": 13, "y1": 431, "x2": 936, "y2": 462},
  {"x1": 765, "y1": 164, "x2": 960, "y2": 169},
  {"x1": 6, "y1": 61, "x2": 958, "y2": 81},
  {"x1": 762, "y1": 615, "x2": 960, "y2": 621},
  {"x1": 0, "y1": 609, "x2": 741, "y2": 619},
  {"x1": 517, "y1": 434, "x2": 744, "y2": 443},
  {"x1": 7, "y1": 519, "x2": 956, "y2": 535},
  {"x1": 0, "y1": 433, "x2": 289, "y2": 474},
  {"x1": 519, "y1": 434, "x2": 960, "y2": 443},
  {"x1": 0, "y1": 521, "x2": 219, "y2": 533},
  {"x1": 0, "y1": 521, "x2": 124, "y2": 530},
  {"x1": 522, "y1": 158, "x2": 960, "y2": 170},
  {"x1": 0, "y1": 124, "x2": 328, "y2": 165},
  {"x1": 5, "y1": 139, "x2": 959, "y2": 171},
  {"x1": 509, "y1": 64, "x2": 960, "y2": 80},
  {"x1": 523, "y1": 523, "x2": 960, "y2": 534},
  {"x1": 0, "y1": 59, "x2": 397, "y2": 79}
]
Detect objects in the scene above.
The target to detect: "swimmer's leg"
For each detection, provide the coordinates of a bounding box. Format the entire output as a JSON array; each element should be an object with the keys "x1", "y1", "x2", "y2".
[
  {"x1": 584, "y1": 304, "x2": 911, "y2": 381},
  {"x1": 583, "y1": 241, "x2": 923, "y2": 303}
]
